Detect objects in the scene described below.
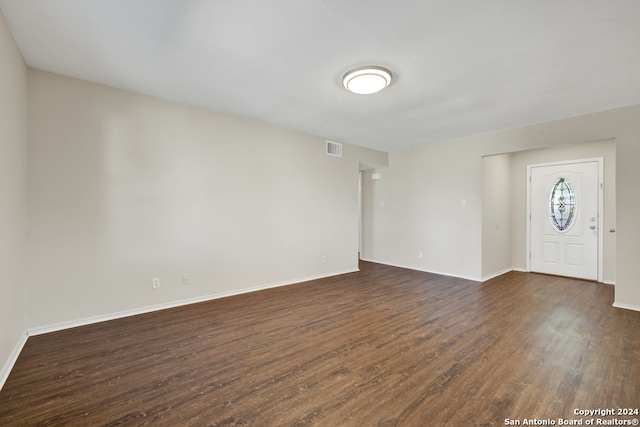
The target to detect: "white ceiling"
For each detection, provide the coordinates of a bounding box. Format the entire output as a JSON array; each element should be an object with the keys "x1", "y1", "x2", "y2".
[{"x1": 2, "y1": 0, "x2": 640, "y2": 152}]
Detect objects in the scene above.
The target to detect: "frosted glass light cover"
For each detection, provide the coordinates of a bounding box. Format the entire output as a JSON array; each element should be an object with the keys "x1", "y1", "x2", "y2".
[{"x1": 343, "y1": 67, "x2": 392, "y2": 95}]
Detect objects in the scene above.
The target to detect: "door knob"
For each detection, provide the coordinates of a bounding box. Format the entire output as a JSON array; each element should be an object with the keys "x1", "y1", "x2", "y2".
[{"x1": 590, "y1": 225, "x2": 596, "y2": 230}]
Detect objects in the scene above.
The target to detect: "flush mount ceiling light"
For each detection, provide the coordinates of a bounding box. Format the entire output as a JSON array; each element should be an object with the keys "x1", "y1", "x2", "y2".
[{"x1": 342, "y1": 66, "x2": 392, "y2": 95}]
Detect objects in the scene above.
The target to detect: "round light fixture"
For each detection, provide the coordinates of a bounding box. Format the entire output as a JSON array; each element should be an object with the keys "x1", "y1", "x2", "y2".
[{"x1": 342, "y1": 66, "x2": 392, "y2": 95}]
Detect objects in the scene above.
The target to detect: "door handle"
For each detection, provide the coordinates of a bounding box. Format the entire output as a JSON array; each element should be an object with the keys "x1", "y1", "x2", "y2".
[{"x1": 590, "y1": 225, "x2": 596, "y2": 230}]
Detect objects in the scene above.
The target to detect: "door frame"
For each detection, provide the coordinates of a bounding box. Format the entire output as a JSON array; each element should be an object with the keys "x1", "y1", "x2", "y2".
[{"x1": 526, "y1": 157, "x2": 604, "y2": 282}]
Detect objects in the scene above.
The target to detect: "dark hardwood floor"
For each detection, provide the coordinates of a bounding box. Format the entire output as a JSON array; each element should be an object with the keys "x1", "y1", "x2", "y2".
[{"x1": 1, "y1": 261, "x2": 639, "y2": 426}]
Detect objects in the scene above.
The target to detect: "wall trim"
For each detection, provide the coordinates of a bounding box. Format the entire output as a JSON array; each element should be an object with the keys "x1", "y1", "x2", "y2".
[
  {"x1": 0, "y1": 331, "x2": 29, "y2": 392},
  {"x1": 612, "y1": 301, "x2": 640, "y2": 313},
  {"x1": 481, "y1": 268, "x2": 514, "y2": 282},
  {"x1": 27, "y1": 268, "x2": 359, "y2": 337},
  {"x1": 360, "y1": 258, "x2": 480, "y2": 282},
  {"x1": 489, "y1": 266, "x2": 616, "y2": 286}
]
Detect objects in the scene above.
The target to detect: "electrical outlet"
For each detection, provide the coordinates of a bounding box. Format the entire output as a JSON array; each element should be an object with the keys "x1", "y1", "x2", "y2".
[
  {"x1": 182, "y1": 273, "x2": 190, "y2": 285},
  {"x1": 322, "y1": 255, "x2": 327, "y2": 264},
  {"x1": 152, "y1": 277, "x2": 160, "y2": 289},
  {"x1": 418, "y1": 251, "x2": 423, "y2": 258}
]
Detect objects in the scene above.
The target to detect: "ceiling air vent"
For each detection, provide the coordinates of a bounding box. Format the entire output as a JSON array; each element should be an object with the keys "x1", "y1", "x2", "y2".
[{"x1": 326, "y1": 140, "x2": 343, "y2": 157}]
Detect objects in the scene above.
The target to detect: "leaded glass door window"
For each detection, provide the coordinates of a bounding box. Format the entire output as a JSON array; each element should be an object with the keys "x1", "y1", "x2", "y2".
[{"x1": 549, "y1": 177, "x2": 576, "y2": 232}]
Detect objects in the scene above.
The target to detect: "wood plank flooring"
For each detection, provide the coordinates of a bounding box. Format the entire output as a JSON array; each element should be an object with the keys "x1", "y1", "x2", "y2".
[{"x1": 1, "y1": 261, "x2": 639, "y2": 426}]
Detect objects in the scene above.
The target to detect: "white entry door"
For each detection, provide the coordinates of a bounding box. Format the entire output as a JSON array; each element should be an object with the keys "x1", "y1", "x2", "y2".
[{"x1": 529, "y1": 160, "x2": 601, "y2": 281}]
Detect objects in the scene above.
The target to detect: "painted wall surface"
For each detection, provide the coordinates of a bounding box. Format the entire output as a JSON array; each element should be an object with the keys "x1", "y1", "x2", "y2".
[
  {"x1": 362, "y1": 105, "x2": 639, "y2": 309},
  {"x1": 482, "y1": 153, "x2": 512, "y2": 279},
  {"x1": 0, "y1": 10, "x2": 28, "y2": 384},
  {"x1": 362, "y1": 140, "x2": 483, "y2": 280},
  {"x1": 27, "y1": 70, "x2": 387, "y2": 329}
]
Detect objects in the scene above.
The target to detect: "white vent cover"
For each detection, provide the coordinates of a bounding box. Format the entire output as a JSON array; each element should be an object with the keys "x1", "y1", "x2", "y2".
[{"x1": 326, "y1": 140, "x2": 343, "y2": 157}]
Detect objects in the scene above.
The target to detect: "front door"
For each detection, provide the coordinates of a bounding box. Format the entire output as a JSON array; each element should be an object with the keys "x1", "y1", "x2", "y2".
[{"x1": 529, "y1": 160, "x2": 600, "y2": 281}]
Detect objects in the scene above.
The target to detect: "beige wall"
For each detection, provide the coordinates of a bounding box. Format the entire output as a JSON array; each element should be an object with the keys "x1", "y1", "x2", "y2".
[
  {"x1": 26, "y1": 70, "x2": 387, "y2": 329},
  {"x1": 482, "y1": 153, "x2": 512, "y2": 279},
  {"x1": 362, "y1": 106, "x2": 640, "y2": 309},
  {"x1": 0, "y1": 10, "x2": 28, "y2": 385},
  {"x1": 362, "y1": 139, "x2": 484, "y2": 280}
]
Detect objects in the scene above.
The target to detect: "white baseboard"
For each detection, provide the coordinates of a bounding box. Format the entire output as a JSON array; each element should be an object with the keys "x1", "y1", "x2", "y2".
[
  {"x1": 612, "y1": 301, "x2": 640, "y2": 312},
  {"x1": 481, "y1": 268, "x2": 515, "y2": 282},
  {"x1": 482, "y1": 266, "x2": 617, "y2": 286},
  {"x1": 359, "y1": 258, "x2": 480, "y2": 282},
  {"x1": 27, "y1": 268, "x2": 359, "y2": 336},
  {"x1": 0, "y1": 331, "x2": 28, "y2": 392}
]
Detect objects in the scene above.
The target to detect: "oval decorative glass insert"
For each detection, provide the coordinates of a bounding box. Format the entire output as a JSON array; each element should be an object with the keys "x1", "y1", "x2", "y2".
[{"x1": 549, "y1": 177, "x2": 576, "y2": 231}]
